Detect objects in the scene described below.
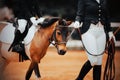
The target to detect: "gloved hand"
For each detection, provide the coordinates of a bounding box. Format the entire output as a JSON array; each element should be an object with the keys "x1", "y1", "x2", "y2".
[
  {"x1": 73, "y1": 21, "x2": 82, "y2": 28},
  {"x1": 30, "y1": 17, "x2": 45, "y2": 26},
  {"x1": 108, "y1": 31, "x2": 116, "y2": 43},
  {"x1": 36, "y1": 17, "x2": 45, "y2": 24},
  {"x1": 30, "y1": 17, "x2": 37, "y2": 26}
]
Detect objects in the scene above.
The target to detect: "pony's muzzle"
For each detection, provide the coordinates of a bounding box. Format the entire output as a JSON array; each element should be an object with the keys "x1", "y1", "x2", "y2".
[
  {"x1": 58, "y1": 50, "x2": 66, "y2": 55},
  {"x1": 57, "y1": 44, "x2": 67, "y2": 55}
]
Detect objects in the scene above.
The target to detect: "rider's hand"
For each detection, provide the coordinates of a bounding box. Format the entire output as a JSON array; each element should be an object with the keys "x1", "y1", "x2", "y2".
[
  {"x1": 30, "y1": 17, "x2": 37, "y2": 26},
  {"x1": 36, "y1": 17, "x2": 45, "y2": 24},
  {"x1": 108, "y1": 31, "x2": 116, "y2": 43},
  {"x1": 73, "y1": 21, "x2": 82, "y2": 28}
]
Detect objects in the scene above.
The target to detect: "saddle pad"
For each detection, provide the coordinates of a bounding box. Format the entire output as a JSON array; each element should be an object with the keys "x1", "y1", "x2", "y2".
[
  {"x1": 0, "y1": 23, "x2": 38, "y2": 45},
  {"x1": 24, "y1": 25, "x2": 38, "y2": 45},
  {"x1": 0, "y1": 23, "x2": 15, "y2": 44}
]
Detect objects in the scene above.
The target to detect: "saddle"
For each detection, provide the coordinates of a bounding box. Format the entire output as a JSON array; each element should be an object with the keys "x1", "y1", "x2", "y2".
[
  {"x1": 0, "y1": 21, "x2": 38, "y2": 61},
  {"x1": 8, "y1": 20, "x2": 30, "y2": 60}
]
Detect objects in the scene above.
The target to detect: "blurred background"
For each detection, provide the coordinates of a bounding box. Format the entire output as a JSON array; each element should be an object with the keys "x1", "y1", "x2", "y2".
[{"x1": 6, "y1": 0, "x2": 120, "y2": 21}]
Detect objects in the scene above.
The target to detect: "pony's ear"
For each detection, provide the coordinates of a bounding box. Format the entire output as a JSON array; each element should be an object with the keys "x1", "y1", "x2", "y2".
[
  {"x1": 58, "y1": 19, "x2": 72, "y2": 26},
  {"x1": 66, "y1": 21, "x2": 72, "y2": 26}
]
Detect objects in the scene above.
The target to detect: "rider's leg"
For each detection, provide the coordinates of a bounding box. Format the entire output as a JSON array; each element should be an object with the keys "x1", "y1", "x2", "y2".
[
  {"x1": 93, "y1": 65, "x2": 101, "y2": 80},
  {"x1": 76, "y1": 60, "x2": 92, "y2": 80},
  {"x1": 92, "y1": 28, "x2": 106, "y2": 80},
  {"x1": 8, "y1": 19, "x2": 27, "y2": 51},
  {"x1": 76, "y1": 24, "x2": 106, "y2": 80}
]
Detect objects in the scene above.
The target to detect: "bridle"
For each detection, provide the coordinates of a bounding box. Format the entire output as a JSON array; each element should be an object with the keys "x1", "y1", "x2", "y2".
[{"x1": 49, "y1": 26, "x2": 68, "y2": 48}]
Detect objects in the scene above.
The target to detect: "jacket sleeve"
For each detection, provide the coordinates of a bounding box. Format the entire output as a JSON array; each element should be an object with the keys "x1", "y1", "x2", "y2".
[
  {"x1": 105, "y1": 0, "x2": 112, "y2": 33},
  {"x1": 75, "y1": 0, "x2": 85, "y2": 22}
]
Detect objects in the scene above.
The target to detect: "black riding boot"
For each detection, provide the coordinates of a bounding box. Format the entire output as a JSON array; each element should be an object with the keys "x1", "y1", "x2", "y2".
[
  {"x1": 76, "y1": 60, "x2": 92, "y2": 80},
  {"x1": 93, "y1": 65, "x2": 101, "y2": 80},
  {"x1": 8, "y1": 29, "x2": 22, "y2": 52},
  {"x1": 8, "y1": 20, "x2": 31, "y2": 60}
]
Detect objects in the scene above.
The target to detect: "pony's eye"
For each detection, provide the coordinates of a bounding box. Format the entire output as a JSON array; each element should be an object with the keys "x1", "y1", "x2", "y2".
[{"x1": 57, "y1": 31, "x2": 61, "y2": 35}]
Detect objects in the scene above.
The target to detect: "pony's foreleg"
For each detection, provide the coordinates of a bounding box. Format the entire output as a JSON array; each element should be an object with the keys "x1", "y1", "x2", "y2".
[
  {"x1": 26, "y1": 61, "x2": 34, "y2": 80},
  {"x1": 34, "y1": 63, "x2": 41, "y2": 79},
  {"x1": 26, "y1": 61, "x2": 40, "y2": 80},
  {"x1": 0, "y1": 56, "x2": 9, "y2": 80}
]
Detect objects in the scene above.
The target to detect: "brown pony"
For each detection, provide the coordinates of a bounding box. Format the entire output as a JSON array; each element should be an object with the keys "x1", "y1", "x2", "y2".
[{"x1": 0, "y1": 18, "x2": 71, "y2": 80}]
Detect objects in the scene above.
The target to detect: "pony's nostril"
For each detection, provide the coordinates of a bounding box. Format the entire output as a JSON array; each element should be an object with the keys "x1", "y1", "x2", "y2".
[{"x1": 59, "y1": 50, "x2": 66, "y2": 55}]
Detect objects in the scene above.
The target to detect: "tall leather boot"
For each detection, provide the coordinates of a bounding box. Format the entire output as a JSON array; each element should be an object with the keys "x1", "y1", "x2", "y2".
[
  {"x1": 76, "y1": 60, "x2": 92, "y2": 80},
  {"x1": 93, "y1": 65, "x2": 101, "y2": 80},
  {"x1": 8, "y1": 29, "x2": 22, "y2": 52},
  {"x1": 8, "y1": 19, "x2": 30, "y2": 60}
]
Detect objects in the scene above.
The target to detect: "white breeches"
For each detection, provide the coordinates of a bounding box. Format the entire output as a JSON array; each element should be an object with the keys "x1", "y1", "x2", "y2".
[
  {"x1": 82, "y1": 22, "x2": 106, "y2": 66},
  {"x1": 17, "y1": 19, "x2": 27, "y2": 33}
]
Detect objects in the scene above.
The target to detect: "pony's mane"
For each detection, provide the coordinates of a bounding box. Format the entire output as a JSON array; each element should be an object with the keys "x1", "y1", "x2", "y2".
[
  {"x1": 58, "y1": 19, "x2": 67, "y2": 26},
  {"x1": 39, "y1": 17, "x2": 60, "y2": 28}
]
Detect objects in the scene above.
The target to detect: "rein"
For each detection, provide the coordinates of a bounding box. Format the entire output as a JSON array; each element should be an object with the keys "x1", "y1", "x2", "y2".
[
  {"x1": 77, "y1": 28, "x2": 104, "y2": 56},
  {"x1": 77, "y1": 26, "x2": 120, "y2": 80},
  {"x1": 64, "y1": 26, "x2": 120, "y2": 80},
  {"x1": 103, "y1": 26, "x2": 120, "y2": 80},
  {"x1": 66, "y1": 28, "x2": 76, "y2": 41},
  {"x1": 103, "y1": 38, "x2": 115, "y2": 80}
]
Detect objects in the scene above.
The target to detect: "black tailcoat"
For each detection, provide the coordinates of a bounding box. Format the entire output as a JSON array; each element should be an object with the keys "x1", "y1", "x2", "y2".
[{"x1": 75, "y1": 0, "x2": 112, "y2": 34}]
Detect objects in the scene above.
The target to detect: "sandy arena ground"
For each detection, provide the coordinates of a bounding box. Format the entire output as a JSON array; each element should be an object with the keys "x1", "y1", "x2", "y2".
[{"x1": 1, "y1": 48, "x2": 120, "y2": 80}]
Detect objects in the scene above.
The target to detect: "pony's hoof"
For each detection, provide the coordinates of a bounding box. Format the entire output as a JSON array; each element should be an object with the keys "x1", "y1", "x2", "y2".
[{"x1": 35, "y1": 77, "x2": 41, "y2": 80}]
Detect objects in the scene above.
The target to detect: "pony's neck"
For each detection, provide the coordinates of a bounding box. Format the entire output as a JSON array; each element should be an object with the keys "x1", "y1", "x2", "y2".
[
  {"x1": 34, "y1": 21, "x2": 58, "y2": 48},
  {"x1": 43, "y1": 21, "x2": 58, "y2": 40}
]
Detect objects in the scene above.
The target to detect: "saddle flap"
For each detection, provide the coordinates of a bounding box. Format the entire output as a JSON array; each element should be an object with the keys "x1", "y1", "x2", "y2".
[
  {"x1": 0, "y1": 23, "x2": 38, "y2": 45},
  {"x1": 0, "y1": 23, "x2": 15, "y2": 44}
]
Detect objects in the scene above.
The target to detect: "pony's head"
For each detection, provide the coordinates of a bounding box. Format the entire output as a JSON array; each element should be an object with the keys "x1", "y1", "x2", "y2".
[
  {"x1": 39, "y1": 17, "x2": 72, "y2": 55},
  {"x1": 50, "y1": 19, "x2": 72, "y2": 55}
]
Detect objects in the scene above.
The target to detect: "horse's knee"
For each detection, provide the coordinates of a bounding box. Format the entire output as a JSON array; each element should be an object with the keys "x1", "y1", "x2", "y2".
[{"x1": 31, "y1": 56, "x2": 40, "y2": 63}]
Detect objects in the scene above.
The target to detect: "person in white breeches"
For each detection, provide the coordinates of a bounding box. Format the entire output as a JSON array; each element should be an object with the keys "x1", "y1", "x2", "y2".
[
  {"x1": 74, "y1": 0, "x2": 116, "y2": 80},
  {"x1": 82, "y1": 22, "x2": 106, "y2": 66}
]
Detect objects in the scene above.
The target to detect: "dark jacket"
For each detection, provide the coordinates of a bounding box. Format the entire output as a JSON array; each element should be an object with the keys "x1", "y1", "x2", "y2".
[
  {"x1": 10, "y1": 0, "x2": 41, "y2": 20},
  {"x1": 0, "y1": 0, "x2": 6, "y2": 8},
  {"x1": 75, "y1": 0, "x2": 112, "y2": 34}
]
